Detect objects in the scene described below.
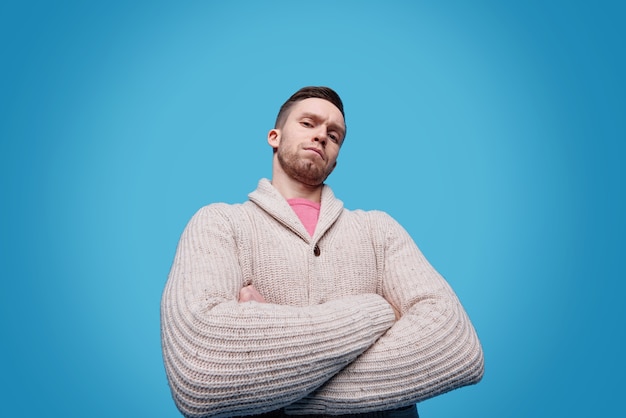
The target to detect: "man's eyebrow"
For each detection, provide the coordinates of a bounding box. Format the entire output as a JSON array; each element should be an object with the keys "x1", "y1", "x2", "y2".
[{"x1": 299, "y1": 111, "x2": 322, "y2": 121}]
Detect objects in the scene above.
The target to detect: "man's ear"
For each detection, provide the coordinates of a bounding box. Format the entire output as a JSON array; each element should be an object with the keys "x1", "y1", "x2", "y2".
[{"x1": 267, "y1": 129, "x2": 281, "y2": 150}]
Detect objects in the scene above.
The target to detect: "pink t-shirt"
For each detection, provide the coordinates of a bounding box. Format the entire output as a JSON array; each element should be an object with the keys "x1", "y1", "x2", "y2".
[{"x1": 287, "y1": 198, "x2": 321, "y2": 237}]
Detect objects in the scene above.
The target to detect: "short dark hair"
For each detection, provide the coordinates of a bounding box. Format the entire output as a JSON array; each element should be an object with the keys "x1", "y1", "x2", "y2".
[{"x1": 274, "y1": 86, "x2": 345, "y2": 131}]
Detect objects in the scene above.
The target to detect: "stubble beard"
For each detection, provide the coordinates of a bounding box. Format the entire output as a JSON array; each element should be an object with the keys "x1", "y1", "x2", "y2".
[{"x1": 276, "y1": 146, "x2": 333, "y2": 187}]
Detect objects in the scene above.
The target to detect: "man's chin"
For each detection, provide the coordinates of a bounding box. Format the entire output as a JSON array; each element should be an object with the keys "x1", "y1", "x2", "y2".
[
  {"x1": 278, "y1": 156, "x2": 331, "y2": 186},
  {"x1": 293, "y1": 170, "x2": 329, "y2": 187}
]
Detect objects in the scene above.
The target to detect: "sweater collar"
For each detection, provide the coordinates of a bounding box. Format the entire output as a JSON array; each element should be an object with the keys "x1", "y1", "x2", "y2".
[{"x1": 248, "y1": 178, "x2": 344, "y2": 242}]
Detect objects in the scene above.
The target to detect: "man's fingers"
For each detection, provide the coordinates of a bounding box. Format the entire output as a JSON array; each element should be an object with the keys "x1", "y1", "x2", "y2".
[{"x1": 238, "y1": 285, "x2": 266, "y2": 303}]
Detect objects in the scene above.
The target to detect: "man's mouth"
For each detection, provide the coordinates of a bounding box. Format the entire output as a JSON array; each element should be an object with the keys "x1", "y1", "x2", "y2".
[{"x1": 304, "y1": 147, "x2": 324, "y2": 159}]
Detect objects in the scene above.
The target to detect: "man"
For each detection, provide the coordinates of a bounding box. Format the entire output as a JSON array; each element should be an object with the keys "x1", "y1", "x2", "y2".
[{"x1": 161, "y1": 86, "x2": 484, "y2": 418}]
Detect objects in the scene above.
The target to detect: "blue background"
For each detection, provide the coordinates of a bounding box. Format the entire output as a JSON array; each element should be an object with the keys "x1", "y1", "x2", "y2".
[{"x1": 1, "y1": 1, "x2": 624, "y2": 416}]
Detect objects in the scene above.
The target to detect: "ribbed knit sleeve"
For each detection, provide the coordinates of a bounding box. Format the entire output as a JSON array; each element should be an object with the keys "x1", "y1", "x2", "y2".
[
  {"x1": 285, "y1": 212, "x2": 484, "y2": 415},
  {"x1": 161, "y1": 204, "x2": 396, "y2": 417}
]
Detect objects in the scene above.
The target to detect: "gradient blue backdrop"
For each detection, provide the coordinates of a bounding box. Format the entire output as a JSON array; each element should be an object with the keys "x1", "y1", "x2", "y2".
[{"x1": 1, "y1": 1, "x2": 624, "y2": 416}]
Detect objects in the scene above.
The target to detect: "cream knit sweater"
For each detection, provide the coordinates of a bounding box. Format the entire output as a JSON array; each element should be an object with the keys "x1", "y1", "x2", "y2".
[{"x1": 161, "y1": 179, "x2": 484, "y2": 417}]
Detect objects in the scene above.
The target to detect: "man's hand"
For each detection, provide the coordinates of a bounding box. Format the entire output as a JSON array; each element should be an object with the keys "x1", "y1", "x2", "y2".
[
  {"x1": 388, "y1": 300, "x2": 401, "y2": 320},
  {"x1": 239, "y1": 284, "x2": 267, "y2": 303}
]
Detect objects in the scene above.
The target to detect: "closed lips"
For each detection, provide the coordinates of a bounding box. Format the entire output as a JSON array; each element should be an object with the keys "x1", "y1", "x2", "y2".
[{"x1": 304, "y1": 147, "x2": 324, "y2": 159}]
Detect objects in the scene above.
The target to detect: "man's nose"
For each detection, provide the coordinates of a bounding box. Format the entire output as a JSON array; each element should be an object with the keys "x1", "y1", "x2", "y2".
[{"x1": 313, "y1": 128, "x2": 327, "y2": 145}]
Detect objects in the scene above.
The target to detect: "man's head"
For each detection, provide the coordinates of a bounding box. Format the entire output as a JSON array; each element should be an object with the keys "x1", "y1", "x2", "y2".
[
  {"x1": 268, "y1": 87, "x2": 346, "y2": 188},
  {"x1": 275, "y1": 86, "x2": 345, "y2": 134}
]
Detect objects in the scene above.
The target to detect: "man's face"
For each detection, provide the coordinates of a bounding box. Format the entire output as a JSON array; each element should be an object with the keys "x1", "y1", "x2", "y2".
[{"x1": 269, "y1": 98, "x2": 346, "y2": 187}]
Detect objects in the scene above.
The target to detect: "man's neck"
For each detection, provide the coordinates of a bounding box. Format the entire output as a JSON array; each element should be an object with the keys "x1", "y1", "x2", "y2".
[{"x1": 271, "y1": 173, "x2": 323, "y2": 203}]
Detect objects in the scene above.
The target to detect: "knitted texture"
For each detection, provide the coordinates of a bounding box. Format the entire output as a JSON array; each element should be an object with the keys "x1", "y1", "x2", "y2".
[{"x1": 161, "y1": 179, "x2": 484, "y2": 417}]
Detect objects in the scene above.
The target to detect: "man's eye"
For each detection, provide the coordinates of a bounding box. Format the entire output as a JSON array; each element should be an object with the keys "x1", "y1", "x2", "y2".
[{"x1": 301, "y1": 121, "x2": 313, "y2": 127}]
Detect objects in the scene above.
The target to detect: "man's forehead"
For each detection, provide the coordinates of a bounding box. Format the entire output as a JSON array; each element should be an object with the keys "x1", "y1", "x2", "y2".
[{"x1": 290, "y1": 98, "x2": 345, "y2": 124}]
